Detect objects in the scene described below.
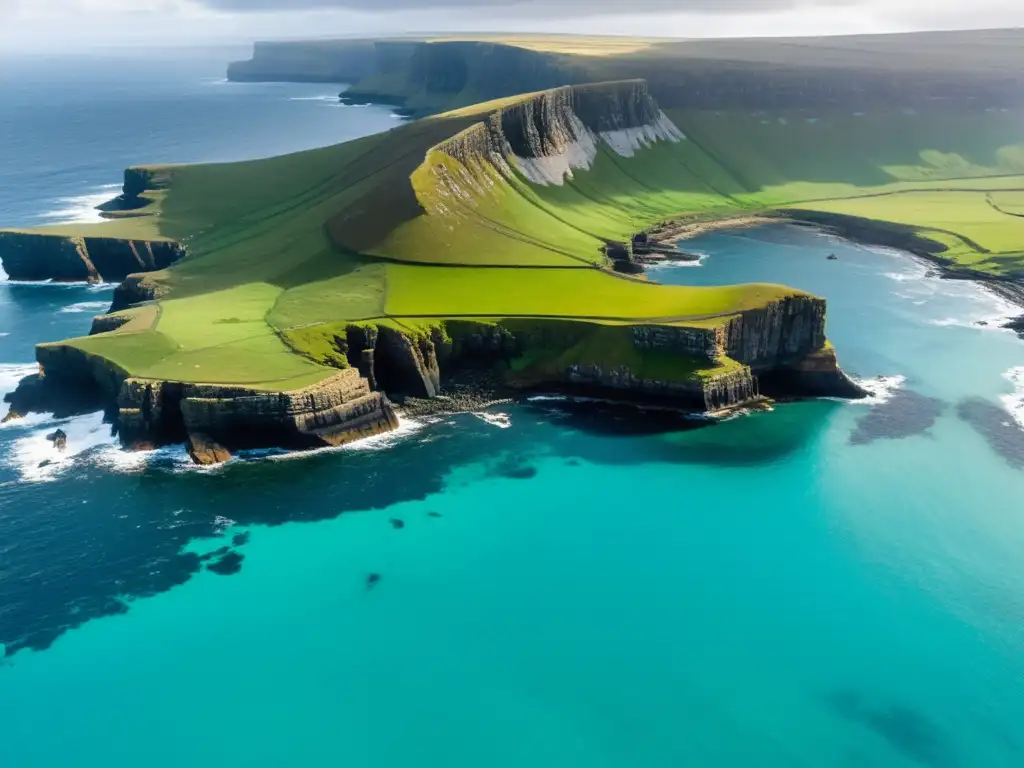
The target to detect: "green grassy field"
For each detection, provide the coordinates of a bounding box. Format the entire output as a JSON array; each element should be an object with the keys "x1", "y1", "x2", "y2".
[{"x1": 8, "y1": 59, "x2": 1023, "y2": 391}]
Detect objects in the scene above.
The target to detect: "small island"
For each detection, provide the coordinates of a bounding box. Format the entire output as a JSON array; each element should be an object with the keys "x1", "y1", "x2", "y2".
[{"x1": 4, "y1": 31, "x2": 1024, "y2": 463}]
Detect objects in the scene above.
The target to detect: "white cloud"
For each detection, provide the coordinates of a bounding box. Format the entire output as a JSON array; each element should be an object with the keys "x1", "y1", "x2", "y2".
[{"x1": 0, "y1": 0, "x2": 1022, "y2": 53}]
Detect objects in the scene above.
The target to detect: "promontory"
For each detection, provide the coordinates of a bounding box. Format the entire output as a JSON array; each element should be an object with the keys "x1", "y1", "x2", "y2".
[{"x1": 4, "y1": 30, "x2": 1024, "y2": 460}]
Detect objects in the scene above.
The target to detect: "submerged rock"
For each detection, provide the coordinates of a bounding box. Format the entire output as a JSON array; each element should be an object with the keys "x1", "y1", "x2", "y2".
[
  {"x1": 206, "y1": 551, "x2": 244, "y2": 576},
  {"x1": 187, "y1": 432, "x2": 232, "y2": 466},
  {"x1": 389, "y1": 518, "x2": 405, "y2": 530},
  {"x1": 366, "y1": 573, "x2": 381, "y2": 590}
]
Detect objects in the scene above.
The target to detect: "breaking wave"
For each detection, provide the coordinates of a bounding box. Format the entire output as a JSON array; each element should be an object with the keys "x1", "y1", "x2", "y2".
[
  {"x1": 287, "y1": 95, "x2": 341, "y2": 102},
  {"x1": 36, "y1": 184, "x2": 121, "y2": 226},
  {"x1": 60, "y1": 301, "x2": 110, "y2": 314},
  {"x1": 4, "y1": 412, "x2": 114, "y2": 482},
  {"x1": 1001, "y1": 367, "x2": 1024, "y2": 430},
  {"x1": 473, "y1": 411, "x2": 512, "y2": 429},
  {"x1": 850, "y1": 375, "x2": 906, "y2": 406}
]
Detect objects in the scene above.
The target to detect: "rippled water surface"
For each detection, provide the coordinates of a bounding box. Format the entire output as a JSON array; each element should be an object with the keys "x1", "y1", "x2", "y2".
[{"x1": 2, "y1": 58, "x2": 1024, "y2": 768}]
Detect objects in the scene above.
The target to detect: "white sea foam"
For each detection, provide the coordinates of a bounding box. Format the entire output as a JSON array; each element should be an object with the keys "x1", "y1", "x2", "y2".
[
  {"x1": 343, "y1": 415, "x2": 429, "y2": 451},
  {"x1": 0, "y1": 333, "x2": 9, "y2": 337},
  {"x1": 1001, "y1": 367, "x2": 1024, "y2": 430},
  {"x1": 5, "y1": 411, "x2": 115, "y2": 482},
  {"x1": 850, "y1": 374, "x2": 906, "y2": 406},
  {"x1": 59, "y1": 301, "x2": 110, "y2": 314},
  {"x1": 37, "y1": 184, "x2": 121, "y2": 226},
  {"x1": 473, "y1": 411, "x2": 512, "y2": 429},
  {"x1": 646, "y1": 253, "x2": 708, "y2": 270},
  {"x1": 0, "y1": 363, "x2": 38, "y2": 399},
  {"x1": 288, "y1": 95, "x2": 340, "y2": 102}
]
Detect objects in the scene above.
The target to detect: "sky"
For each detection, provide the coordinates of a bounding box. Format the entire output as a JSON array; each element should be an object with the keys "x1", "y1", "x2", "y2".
[{"x1": 0, "y1": 0, "x2": 1022, "y2": 53}]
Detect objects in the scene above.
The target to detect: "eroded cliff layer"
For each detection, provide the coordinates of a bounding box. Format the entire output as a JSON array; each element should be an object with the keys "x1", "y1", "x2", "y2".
[
  {"x1": 117, "y1": 368, "x2": 400, "y2": 451},
  {"x1": 7, "y1": 343, "x2": 399, "y2": 459},
  {"x1": 433, "y1": 80, "x2": 683, "y2": 187}
]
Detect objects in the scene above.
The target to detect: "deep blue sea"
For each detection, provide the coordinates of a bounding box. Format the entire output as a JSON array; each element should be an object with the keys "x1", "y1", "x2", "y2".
[{"x1": 2, "y1": 54, "x2": 1024, "y2": 768}]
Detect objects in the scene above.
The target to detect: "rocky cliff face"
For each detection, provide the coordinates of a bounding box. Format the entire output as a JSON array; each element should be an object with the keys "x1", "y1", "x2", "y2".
[
  {"x1": 718, "y1": 296, "x2": 827, "y2": 368},
  {"x1": 563, "y1": 362, "x2": 759, "y2": 412},
  {"x1": 433, "y1": 80, "x2": 683, "y2": 187},
  {"x1": 309, "y1": 296, "x2": 857, "y2": 414},
  {"x1": 0, "y1": 232, "x2": 183, "y2": 283},
  {"x1": 117, "y1": 368, "x2": 399, "y2": 452},
  {"x1": 6, "y1": 343, "x2": 399, "y2": 461}
]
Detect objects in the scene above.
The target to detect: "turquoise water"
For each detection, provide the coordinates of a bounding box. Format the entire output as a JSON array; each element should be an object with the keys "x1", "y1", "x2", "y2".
[{"x1": 2, "y1": 61, "x2": 1024, "y2": 767}]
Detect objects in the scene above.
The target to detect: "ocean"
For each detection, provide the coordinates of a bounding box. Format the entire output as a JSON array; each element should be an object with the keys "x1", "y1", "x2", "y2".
[{"x1": 1, "y1": 53, "x2": 1024, "y2": 768}]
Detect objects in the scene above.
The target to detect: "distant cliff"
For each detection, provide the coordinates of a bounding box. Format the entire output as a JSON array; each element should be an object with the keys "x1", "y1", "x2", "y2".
[
  {"x1": 228, "y1": 39, "x2": 380, "y2": 83},
  {"x1": 229, "y1": 32, "x2": 1024, "y2": 116}
]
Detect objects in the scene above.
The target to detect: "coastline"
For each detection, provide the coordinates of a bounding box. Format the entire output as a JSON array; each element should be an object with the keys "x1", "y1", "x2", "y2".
[
  {"x1": 780, "y1": 209, "x2": 1024, "y2": 313},
  {"x1": 647, "y1": 214, "x2": 778, "y2": 246}
]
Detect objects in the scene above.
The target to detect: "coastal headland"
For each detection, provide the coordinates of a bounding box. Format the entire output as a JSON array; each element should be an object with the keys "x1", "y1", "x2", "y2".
[{"x1": 3, "y1": 29, "x2": 1023, "y2": 462}]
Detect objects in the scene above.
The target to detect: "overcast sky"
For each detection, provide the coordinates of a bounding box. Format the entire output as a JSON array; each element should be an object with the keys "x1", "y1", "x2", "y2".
[{"x1": 1, "y1": 0, "x2": 1022, "y2": 53}]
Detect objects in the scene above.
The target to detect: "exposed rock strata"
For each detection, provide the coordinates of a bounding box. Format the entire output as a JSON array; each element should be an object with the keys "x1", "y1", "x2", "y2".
[
  {"x1": 321, "y1": 297, "x2": 861, "y2": 413},
  {"x1": 7, "y1": 293, "x2": 859, "y2": 456},
  {"x1": 433, "y1": 80, "x2": 683, "y2": 188},
  {"x1": 117, "y1": 368, "x2": 400, "y2": 453}
]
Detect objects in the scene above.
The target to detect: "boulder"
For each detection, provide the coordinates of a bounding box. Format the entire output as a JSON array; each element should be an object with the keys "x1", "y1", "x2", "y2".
[
  {"x1": 46, "y1": 429, "x2": 68, "y2": 452},
  {"x1": 187, "y1": 432, "x2": 232, "y2": 466}
]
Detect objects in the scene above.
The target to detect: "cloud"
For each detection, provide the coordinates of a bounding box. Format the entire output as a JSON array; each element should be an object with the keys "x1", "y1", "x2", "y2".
[
  {"x1": 197, "y1": 0, "x2": 854, "y2": 14},
  {"x1": 1, "y1": 0, "x2": 1022, "y2": 54}
]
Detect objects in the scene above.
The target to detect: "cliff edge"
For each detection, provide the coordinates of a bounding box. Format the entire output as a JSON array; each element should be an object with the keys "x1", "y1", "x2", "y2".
[{"x1": 4, "y1": 78, "x2": 864, "y2": 461}]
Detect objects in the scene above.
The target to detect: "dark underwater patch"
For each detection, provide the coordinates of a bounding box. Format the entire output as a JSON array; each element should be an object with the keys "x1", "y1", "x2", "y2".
[
  {"x1": 206, "y1": 551, "x2": 244, "y2": 576},
  {"x1": 956, "y1": 398, "x2": 1024, "y2": 469},
  {"x1": 545, "y1": 399, "x2": 841, "y2": 468},
  {"x1": 849, "y1": 390, "x2": 945, "y2": 445},
  {"x1": 825, "y1": 690, "x2": 957, "y2": 768},
  {"x1": 0, "y1": 415, "x2": 508, "y2": 658},
  {"x1": 0, "y1": 397, "x2": 836, "y2": 659},
  {"x1": 498, "y1": 463, "x2": 538, "y2": 480},
  {"x1": 232, "y1": 531, "x2": 251, "y2": 547},
  {"x1": 198, "y1": 546, "x2": 231, "y2": 563}
]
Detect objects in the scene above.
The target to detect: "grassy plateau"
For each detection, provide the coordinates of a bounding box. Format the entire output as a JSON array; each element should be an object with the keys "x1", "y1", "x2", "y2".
[{"x1": 6, "y1": 30, "x2": 1023, "y2": 392}]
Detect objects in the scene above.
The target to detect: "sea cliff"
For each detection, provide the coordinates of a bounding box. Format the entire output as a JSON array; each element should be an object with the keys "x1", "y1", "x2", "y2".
[
  {"x1": 4, "y1": 292, "x2": 861, "y2": 461},
  {"x1": 0, "y1": 232, "x2": 182, "y2": 283},
  {"x1": 0, "y1": 166, "x2": 182, "y2": 283}
]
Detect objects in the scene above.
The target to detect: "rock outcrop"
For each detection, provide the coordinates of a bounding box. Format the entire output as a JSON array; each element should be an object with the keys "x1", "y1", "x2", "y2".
[{"x1": 187, "y1": 433, "x2": 233, "y2": 466}]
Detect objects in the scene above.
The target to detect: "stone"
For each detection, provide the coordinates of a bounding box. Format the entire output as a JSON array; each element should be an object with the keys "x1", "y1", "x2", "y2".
[
  {"x1": 187, "y1": 432, "x2": 232, "y2": 466},
  {"x1": 46, "y1": 429, "x2": 67, "y2": 452}
]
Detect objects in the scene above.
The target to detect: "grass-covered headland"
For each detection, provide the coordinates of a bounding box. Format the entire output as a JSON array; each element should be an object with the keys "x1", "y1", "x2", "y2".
[{"x1": 4, "y1": 30, "x2": 1022, "y2": 458}]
